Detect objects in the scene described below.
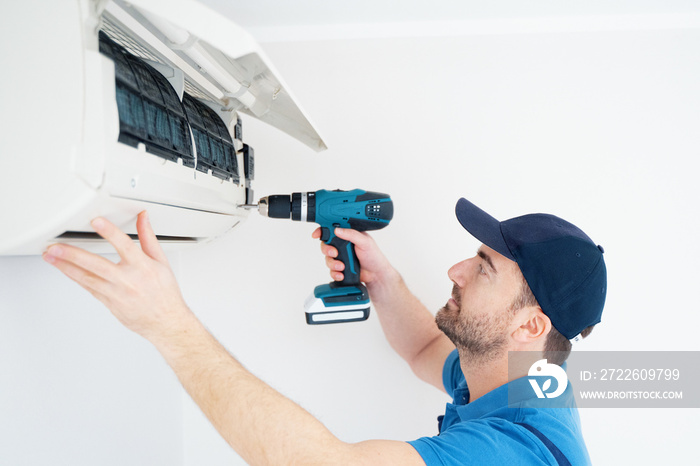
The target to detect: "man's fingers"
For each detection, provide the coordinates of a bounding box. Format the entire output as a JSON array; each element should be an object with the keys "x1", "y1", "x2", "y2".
[
  {"x1": 44, "y1": 243, "x2": 118, "y2": 282},
  {"x1": 314, "y1": 228, "x2": 336, "y2": 257},
  {"x1": 136, "y1": 211, "x2": 168, "y2": 264},
  {"x1": 90, "y1": 217, "x2": 140, "y2": 260},
  {"x1": 325, "y1": 256, "x2": 344, "y2": 281},
  {"x1": 326, "y1": 255, "x2": 345, "y2": 271},
  {"x1": 320, "y1": 242, "x2": 338, "y2": 258},
  {"x1": 333, "y1": 228, "x2": 369, "y2": 247},
  {"x1": 317, "y1": 228, "x2": 370, "y2": 259},
  {"x1": 43, "y1": 251, "x2": 113, "y2": 297}
]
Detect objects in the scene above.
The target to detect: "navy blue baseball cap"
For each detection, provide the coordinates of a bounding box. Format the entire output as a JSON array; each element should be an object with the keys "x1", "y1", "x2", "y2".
[{"x1": 455, "y1": 198, "x2": 607, "y2": 340}]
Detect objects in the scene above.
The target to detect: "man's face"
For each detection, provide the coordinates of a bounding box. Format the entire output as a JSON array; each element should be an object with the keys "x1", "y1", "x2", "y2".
[{"x1": 435, "y1": 245, "x2": 524, "y2": 361}]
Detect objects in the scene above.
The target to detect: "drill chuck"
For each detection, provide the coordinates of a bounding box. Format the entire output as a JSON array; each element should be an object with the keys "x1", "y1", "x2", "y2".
[{"x1": 259, "y1": 193, "x2": 317, "y2": 221}]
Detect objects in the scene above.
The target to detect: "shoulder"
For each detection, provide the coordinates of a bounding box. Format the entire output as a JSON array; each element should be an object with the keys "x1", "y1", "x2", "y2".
[
  {"x1": 409, "y1": 417, "x2": 556, "y2": 465},
  {"x1": 409, "y1": 413, "x2": 590, "y2": 466},
  {"x1": 512, "y1": 408, "x2": 591, "y2": 466}
]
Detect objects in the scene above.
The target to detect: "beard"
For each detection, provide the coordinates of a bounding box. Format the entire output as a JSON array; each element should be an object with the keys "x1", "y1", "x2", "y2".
[{"x1": 435, "y1": 285, "x2": 512, "y2": 363}]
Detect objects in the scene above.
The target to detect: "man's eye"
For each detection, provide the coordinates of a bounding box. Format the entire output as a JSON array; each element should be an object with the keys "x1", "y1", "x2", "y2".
[{"x1": 479, "y1": 264, "x2": 487, "y2": 275}]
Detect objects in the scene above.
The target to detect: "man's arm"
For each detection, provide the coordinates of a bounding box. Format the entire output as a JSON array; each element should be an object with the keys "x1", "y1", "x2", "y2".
[
  {"x1": 314, "y1": 227, "x2": 455, "y2": 392},
  {"x1": 43, "y1": 212, "x2": 424, "y2": 466}
]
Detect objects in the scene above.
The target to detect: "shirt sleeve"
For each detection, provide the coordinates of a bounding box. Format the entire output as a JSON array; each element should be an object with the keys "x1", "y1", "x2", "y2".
[
  {"x1": 442, "y1": 349, "x2": 463, "y2": 394},
  {"x1": 407, "y1": 418, "x2": 554, "y2": 466}
]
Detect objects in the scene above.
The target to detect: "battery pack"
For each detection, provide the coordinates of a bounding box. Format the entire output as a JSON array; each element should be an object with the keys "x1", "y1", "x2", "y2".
[{"x1": 304, "y1": 284, "x2": 370, "y2": 325}]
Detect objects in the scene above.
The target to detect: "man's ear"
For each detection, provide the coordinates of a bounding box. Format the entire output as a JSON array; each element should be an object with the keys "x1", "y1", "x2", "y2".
[{"x1": 512, "y1": 307, "x2": 551, "y2": 346}]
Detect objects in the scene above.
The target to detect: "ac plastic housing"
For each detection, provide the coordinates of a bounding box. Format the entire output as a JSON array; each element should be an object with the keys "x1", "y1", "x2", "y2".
[{"x1": 0, "y1": 0, "x2": 325, "y2": 255}]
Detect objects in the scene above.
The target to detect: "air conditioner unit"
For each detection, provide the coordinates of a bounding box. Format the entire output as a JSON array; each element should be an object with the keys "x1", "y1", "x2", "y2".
[{"x1": 0, "y1": 0, "x2": 326, "y2": 255}]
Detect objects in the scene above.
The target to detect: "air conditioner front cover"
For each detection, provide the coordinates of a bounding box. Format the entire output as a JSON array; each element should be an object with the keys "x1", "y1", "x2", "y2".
[{"x1": 0, "y1": 0, "x2": 326, "y2": 255}]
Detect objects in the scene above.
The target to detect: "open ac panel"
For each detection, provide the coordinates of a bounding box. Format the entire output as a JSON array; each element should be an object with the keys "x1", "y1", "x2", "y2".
[{"x1": 0, "y1": 0, "x2": 326, "y2": 255}]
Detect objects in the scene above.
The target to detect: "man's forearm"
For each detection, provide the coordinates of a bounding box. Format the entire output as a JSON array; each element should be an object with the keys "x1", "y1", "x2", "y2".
[
  {"x1": 151, "y1": 310, "x2": 345, "y2": 465},
  {"x1": 318, "y1": 227, "x2": 454, "y2": 388},
  {"x1": 146, "y1": 304, "x2": 426, "y2": 465},
  {"x1": 367, "y1": 268, "x2": 454, "y2": 389}
]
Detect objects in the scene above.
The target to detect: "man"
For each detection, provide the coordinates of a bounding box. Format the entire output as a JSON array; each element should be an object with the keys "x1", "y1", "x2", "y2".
[{"x1": 43, "y1": 196, "x2": 606, "y2": 465}]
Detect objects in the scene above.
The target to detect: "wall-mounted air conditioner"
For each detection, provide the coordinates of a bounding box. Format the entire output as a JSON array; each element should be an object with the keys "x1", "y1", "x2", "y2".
[{"x1": 0, "y1": 0, "x2": 326, "y2": 255}]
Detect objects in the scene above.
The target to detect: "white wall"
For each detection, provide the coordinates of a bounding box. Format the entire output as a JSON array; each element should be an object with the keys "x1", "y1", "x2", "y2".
[
  {"x1": 180, "y1": 28, "x2": 700, "y2": 465},
  {"x1": 2, "y1": 19, "x2": 699, "y2": 466},
  {"x1": 0, "y1": 255, "x2": 183, "y2": 465}
]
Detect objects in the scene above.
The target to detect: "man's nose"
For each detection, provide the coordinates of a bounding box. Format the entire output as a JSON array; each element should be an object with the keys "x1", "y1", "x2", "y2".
[{"x1": 447, "y1": 258, "x2": 471, "y2": 286}]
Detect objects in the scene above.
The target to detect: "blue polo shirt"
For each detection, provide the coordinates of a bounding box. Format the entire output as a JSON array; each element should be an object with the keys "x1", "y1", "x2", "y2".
[{"x1": 408, "y1": 350, "x2": 591, "y2": 465}]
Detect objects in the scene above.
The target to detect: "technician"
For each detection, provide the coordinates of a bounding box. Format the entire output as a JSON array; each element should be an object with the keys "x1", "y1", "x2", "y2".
[{"x1": 43, "y1": 196, "x2": 606, "y2": 465}]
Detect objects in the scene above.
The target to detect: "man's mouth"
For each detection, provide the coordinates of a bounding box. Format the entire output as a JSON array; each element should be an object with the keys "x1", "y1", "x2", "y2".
[{"x1": 446, "y1": 285, "x2": 461, "y2": 311}]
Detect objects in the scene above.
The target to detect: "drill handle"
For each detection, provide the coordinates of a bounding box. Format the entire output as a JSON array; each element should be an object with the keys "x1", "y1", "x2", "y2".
[{"x1": 328, "y1": 236, "x2": 361, "y2": 287}]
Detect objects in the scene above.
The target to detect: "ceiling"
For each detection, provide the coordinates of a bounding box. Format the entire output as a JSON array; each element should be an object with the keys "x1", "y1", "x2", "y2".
[{"x1": 198, "y1": 0, "x2": 700, "y2": 42}]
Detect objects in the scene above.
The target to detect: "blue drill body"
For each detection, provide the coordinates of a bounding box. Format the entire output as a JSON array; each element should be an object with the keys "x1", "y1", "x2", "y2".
[{"x1": 258, "y1": 189, "x2": 393, "y2": 324}]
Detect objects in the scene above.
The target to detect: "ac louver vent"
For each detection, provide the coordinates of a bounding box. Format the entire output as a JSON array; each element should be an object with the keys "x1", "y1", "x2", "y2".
[{"x1": 56, "y1": 232, "x2": 198, "y2": 242}]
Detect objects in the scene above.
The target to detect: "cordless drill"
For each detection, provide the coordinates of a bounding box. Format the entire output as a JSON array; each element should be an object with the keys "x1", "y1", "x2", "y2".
[{"x1": 255, "y1": 189, "x2": 393, "y2": 324}]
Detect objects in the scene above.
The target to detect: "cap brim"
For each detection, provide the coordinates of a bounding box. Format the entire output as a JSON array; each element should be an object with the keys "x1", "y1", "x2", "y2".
[{"x1": 455, "y1": 198, "x2": 515, "y2": 261}]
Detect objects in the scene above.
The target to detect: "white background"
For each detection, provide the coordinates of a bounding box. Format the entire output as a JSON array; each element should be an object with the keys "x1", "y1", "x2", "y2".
[{"x1": 2, "y1": 1, "x2": 700, "y2": 465}]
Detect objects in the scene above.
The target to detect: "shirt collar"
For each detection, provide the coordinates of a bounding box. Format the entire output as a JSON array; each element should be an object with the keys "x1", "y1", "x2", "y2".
[{"x1": 453, "y1": 363, "x2": 574, "y2": 421}]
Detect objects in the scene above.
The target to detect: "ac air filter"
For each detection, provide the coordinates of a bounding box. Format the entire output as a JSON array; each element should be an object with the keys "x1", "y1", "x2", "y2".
[
  {"x1": 182, "y1": 95, "x2": 239, "y2": 182},
  {"x1": 98, "y1": 31, "x2": 194, "y2": 166}
]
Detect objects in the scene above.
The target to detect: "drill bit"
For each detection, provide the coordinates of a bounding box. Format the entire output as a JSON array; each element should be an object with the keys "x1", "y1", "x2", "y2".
[{"x1": 239, "y1": 197, "x2": 269, "y2": 216}]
